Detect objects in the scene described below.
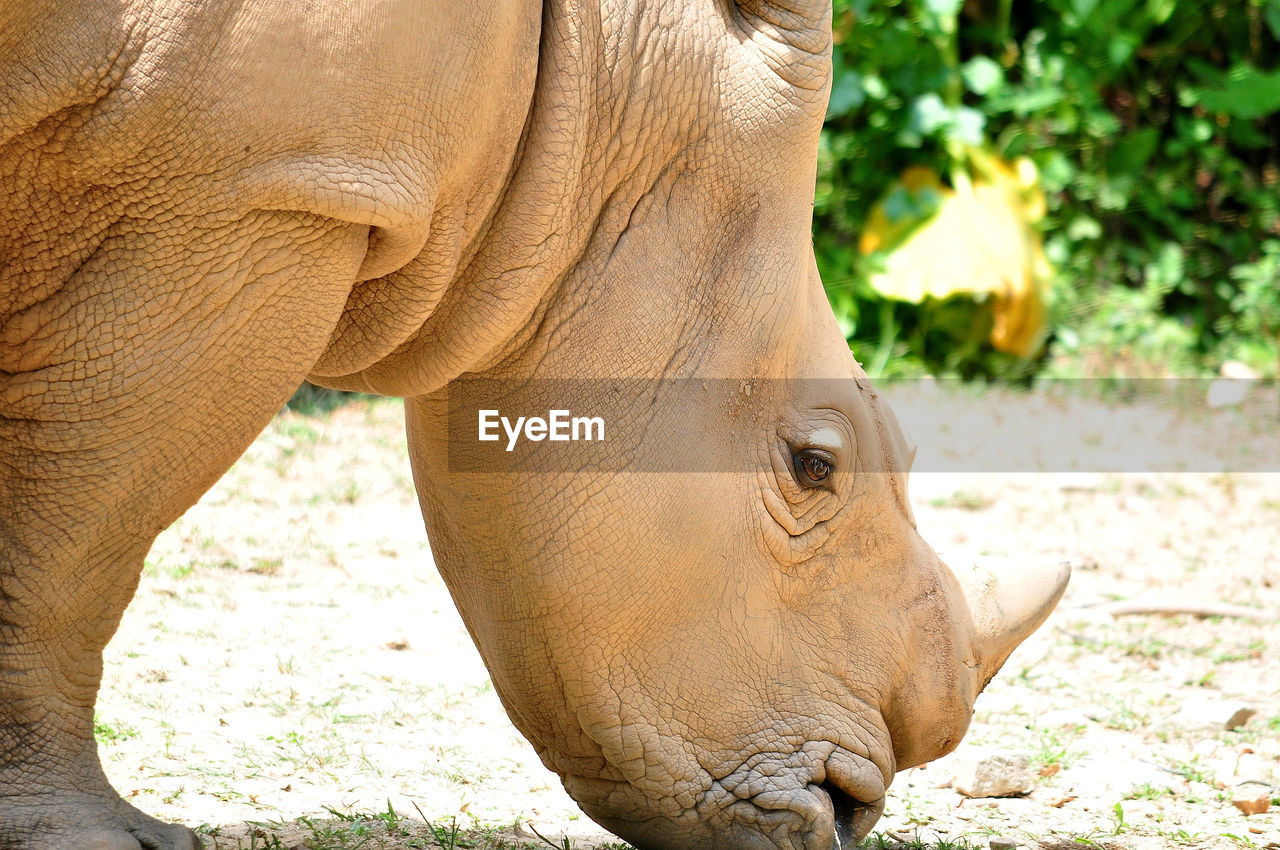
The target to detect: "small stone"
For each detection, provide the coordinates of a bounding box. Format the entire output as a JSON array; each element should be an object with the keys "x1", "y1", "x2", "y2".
[
  {"x1": 1167, "y1": 696, "x2": 1257, "y2": 733},
  {"x1": 1207, "y1": 361, "x2": 1260, "y2": 408},
  {"x1": 1222, "y1": 360, "x2": 1261, "y2": 379},
  {"x1": 951, "y1": 750, "x2": 1034, "y2": 798},
  {"x1": 1223, "y1": 706, "x2": 1258, "y2": 730},
  {"x1": 1207, "y1": 378, "x2": 1249, "y2": 408},
  {"x1": 1232, "y1": 793, "x2": 1271, "y2": 816},
  {"x1": 989, "y1": 839, "x2": 1017, "y2": 850}
]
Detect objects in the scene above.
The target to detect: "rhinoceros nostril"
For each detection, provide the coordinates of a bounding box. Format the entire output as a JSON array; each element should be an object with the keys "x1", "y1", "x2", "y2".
[{"x1": 818, "y1": 780, "x2": 884, "y2": 847}]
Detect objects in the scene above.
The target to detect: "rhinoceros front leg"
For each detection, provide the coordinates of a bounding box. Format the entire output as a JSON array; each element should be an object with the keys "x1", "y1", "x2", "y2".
[{"x1": 0, "y1": 210, "x2": 367, "y2": 849}]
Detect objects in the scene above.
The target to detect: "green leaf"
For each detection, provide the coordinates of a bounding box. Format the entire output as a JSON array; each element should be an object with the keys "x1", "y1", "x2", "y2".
[
  {"x1": 1145, "y1": 243, "x2": 1186, "y2": 294},
  {"x1": 1084, "y1": 109, "x2": 1122, "y2": 138},
  {"x1": 907, "y1": 95, "x2": 987, "y2": 146},
  {"x1": 860, "y1": 74, "x2": 888, "y2": 100},
  {"x1": 1067, "y1": 217, "x2": 1103, "y2": 241},
  {"x1": 1267, "y1": 0, "x2": 1280, "y2": 41},
  {"x1": 1146, "y1": 0, "x2": 1177, "y2": 25},
  {"x1": 919, "y1": 0, "x2": 962, "y2": 35},
  {"x1": 922, "y1": 0, "x2": 963, "y2": 19},
  {"x1": 1039, "y1": 151, "x2": 1076, "y2": 193},
  {"x1": 987, "y1": 86, "x2": 1066, "y2": 116},
  {"x1": 1109, "y1": 128, "x2": 1160, "y2": 174},
  {"x1": 827, "y1": 69, "x2": 865, "y2": 118},
  {"x1": 1228, "y1": 117, "x2": 1271, "y2": 150},
  {"x1": 1108, "y1": 34, "x2": 1138, "y2": 67},
  {"x1": 1072, "y1": 0, "x2": 1101, "y2": 18},
  {"x1": 951, "y1": 106, "x2": 986, "y2": 146},
  {"x1": 909, "y1": 92, "x2": 951, "y2": 134},
  {"x1": 962, "y1": 56, "x2": 1005, "y2": 96},
  {"x1": 1187, "y1": 63, "x2": 1280, "y2": 120}
]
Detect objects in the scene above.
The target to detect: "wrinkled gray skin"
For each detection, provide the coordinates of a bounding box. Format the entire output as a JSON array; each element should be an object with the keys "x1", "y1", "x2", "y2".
[{"x1": 0, "y1": 1, "x2": 1069, "y2": 848}]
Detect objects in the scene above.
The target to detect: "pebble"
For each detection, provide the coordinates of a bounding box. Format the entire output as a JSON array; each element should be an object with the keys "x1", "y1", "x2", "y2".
[
  {"x1": 1222, "y1": 360, "x2": 1261, "y2": 379},
  {"x1": 1167, "y1": 696, "x2": 1256, "y2": 733},
  {"x1": 1232, "y1": 792, "x2": 1271, "y2": 816},
  {"x1": 989, "y1": 839, "x2": 1017, "y2": 850},
  {"x1": 1207, "y1": 361, "x2": 1260, "y2": 408},
  {"x1": 1207, "y1": 379, "x2": 1249, "y2": 408},
  {"x1": 951, "y1": 751, "x2": 1034, "y2": 798}
]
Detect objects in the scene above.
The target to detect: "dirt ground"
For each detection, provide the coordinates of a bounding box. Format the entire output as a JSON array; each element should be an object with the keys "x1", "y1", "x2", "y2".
[{"x1": 99, "y1": 387, "x2": 1280, "y2": 850}]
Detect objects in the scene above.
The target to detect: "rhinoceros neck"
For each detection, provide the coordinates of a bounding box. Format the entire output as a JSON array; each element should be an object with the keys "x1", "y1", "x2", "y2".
[{"x1": 309, "y1": 0, "x2": 712, "y2": 398}]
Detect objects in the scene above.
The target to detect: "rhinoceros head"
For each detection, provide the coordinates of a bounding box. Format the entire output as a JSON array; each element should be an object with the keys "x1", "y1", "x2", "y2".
[{"x1": 403, "y1": 1, "x2": 1069, "y2": 847}]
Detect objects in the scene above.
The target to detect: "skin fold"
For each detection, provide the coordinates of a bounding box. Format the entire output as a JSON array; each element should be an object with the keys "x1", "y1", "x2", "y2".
[{"x1": 0, "y1": 1, "x2": 1069, "y2": 848}]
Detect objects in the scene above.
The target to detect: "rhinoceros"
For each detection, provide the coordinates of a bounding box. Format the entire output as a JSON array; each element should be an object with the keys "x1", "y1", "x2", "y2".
[{"x1": 0, "y1": 0, "x2": 1068, "y2": 847}]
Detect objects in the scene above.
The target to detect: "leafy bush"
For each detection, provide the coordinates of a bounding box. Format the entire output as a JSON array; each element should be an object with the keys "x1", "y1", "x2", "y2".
[{"x1": 816, "y1": 0, "x2": 1280, "y2": 379}]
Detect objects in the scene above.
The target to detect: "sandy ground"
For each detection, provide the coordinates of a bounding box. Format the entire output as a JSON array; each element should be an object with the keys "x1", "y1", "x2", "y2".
[{"x1": 98, "y1": 388, "x2": 1280, "y2": 849}]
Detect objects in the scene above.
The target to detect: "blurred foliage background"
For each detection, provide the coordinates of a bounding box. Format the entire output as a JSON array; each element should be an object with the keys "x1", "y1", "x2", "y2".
[{"x1": 816, "y1": 0, "x2": 1280, "y2": 380}]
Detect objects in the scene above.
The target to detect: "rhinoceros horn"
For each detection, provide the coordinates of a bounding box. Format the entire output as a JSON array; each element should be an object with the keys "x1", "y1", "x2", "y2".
[{"x1": 955, "y1": 556, "x2": 1071, "y2": 688}]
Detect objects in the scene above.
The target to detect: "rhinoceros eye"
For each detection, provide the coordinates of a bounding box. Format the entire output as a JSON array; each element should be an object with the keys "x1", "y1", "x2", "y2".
[{"x1": 793, "y1": 449, "x2": 834, "y2": 487}]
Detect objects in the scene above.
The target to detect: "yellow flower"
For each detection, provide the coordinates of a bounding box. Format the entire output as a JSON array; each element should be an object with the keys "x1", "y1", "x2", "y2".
[{"x1": 858, "y1": 149, "x2": 1051, "y2": 358}]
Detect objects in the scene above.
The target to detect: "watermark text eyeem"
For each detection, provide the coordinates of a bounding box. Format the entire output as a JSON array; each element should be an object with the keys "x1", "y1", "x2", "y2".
[{"x1": 478, "y1": 409, "x2": 605, "y2": 452}]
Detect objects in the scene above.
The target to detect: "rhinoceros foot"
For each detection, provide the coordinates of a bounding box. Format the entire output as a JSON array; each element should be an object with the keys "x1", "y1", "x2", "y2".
[{"x1": 0, "y1": 792, "x2": 200, "y2": 850}]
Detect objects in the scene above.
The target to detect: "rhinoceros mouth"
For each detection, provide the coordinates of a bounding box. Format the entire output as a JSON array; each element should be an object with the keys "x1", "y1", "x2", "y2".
[
  {"x1": 561, "y1": 739, "x2": 889, "y2": 848},
  {"x1": 816, "y1": 779, "x2": 885, "y2": 847}
]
